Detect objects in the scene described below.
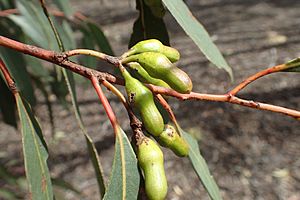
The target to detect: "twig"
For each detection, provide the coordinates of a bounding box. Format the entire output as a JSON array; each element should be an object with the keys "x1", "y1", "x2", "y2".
[
  {"x1": 91, "y1": 76, "x2": 118, "y2": 131},
  {"x1": 155, "y1": 94, "x2": 178, "y2": 126},
  {"x1": 65, "y1": 49, "x2": 119, "y2": 66},
  {"x1": 0, "y1": 58, "x2": 17, "y2": 94},
  {"x1": 228, "y1": 64, "x2": 287, "y2": 96}
]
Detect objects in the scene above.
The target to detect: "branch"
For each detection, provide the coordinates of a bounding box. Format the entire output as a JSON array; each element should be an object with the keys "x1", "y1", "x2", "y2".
[
  {"x1": 0, "y1": 36, "x2": 124, "y2": 85},
  {"x1": 0, "y1": 35, "x2": 299, "y2": 120}
]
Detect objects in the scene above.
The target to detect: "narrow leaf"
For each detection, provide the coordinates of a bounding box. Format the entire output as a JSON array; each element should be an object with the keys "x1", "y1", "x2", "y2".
[
  {"x1": 52, "y1": 178, "x2": 80, "y2": 195},
  {"x1": 0, "y1": 48, "x2": 36, "y2": 106},
  {"x1": 103, "y1": 126, "x2": 140, "y2": 200},
  {"x1": 86, "y1": 21, "x2": 114, "y2": 55},
  {"x1": 129, "y1": 0, "x2": 169, "y2": 47},
  {"x1": 162, "y1": 0, "x2": 233, "y2": 79},
  {"x1": 15, "y1": 93, "x2": 53, "y2": 200},
  {"x1": 179, "y1": 127, "x2": 222, "y2": 200}
]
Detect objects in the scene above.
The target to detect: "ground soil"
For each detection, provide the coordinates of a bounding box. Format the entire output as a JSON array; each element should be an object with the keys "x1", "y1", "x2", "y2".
[{"x1": 1, "y1": 0, "x2": 300, "y2": 199}]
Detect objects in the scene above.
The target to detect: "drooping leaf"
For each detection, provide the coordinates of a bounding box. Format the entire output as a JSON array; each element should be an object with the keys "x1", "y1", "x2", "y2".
[
  {"x1": 52, "y1": 178, "x2": 81, "y2": 195},
  {"x1": 103, "y1": 126, "x2": 140, "y2": 200},
  {"x1": 129, "y1": 0, "x2": 170, "y2": 47},
  {"x1": 0, "y1": 76, "x2": 17, "y2": 127},
  {"x1": 15, "y1": 93, "x2": 53, "y2": 200},
  {"x1": 36, "y1": 1, "x2": 107, "y2": 196},
  {"x1": 162, "y1": 0, "x2": 233, "y2": 79},
  {"x1": 178, "y1": 127, "x2": 222, "y2": 200},
  {"x1": 9, "y1": 0, "x2": 57, "y2": 50},
  {"x1": 78, "y1": 25, "x2": 98, "y2": 68},
  {"x1": 52, "y1": 0, "x2": 73, "y2": 18},
  {"x1": 0, "y1": 48, "x2": 36, "y2": 106},
  {"x1": 283, "y1": 57, "x2": 300, "y2": 72},
  {"x1": 86, "y1": 21, "x2": 114, "y2": 55}
]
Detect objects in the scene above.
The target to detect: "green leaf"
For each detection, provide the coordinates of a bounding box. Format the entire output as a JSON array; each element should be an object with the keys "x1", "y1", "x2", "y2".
[
  {"x1": 179, "y1": 127, "x2": 222, "y2": 200},
  {"x1": 129, "y1": 0, "x2": 170, "y2": 48},
  {"x1": 52, "y1": 0, "x2": 73, "y2": 18},
  {"x1": 103, "y1": 126, "x2": 140, "y2": 200},
  {"x1": 52, "y1": 178, "x2": 81, "y2": 195},
  {"x1": 86, "y1": 21, "x2": 114, "y2": 55},
  {"x1": 162, "y1": 0, "x2": 233, "y2": 79},
  {"x1": 0, "y1": 48, "x2": 36, "y2": 106},
  {"x1": 9, "y1": 0, "x2": 57, "y2": 49},
  {"x1": 283, "y1": 57, "x2": 300, "y2": 72},
  {"x1": 0, "y1": 76, "x2": 17, "y2": 127},
  {"x1": 78, "y1": 26, "x2": 98, "y2": 68},
  {"x1": 15, "y1": 93, "x2": 53, "y2": 200}
]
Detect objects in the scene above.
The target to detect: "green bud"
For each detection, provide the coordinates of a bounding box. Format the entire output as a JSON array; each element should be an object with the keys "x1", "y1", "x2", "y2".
[
  {"x1": 122, "y1": 52, "x2": 193, "y2": 93},
  {"x1": 127, "y1": 62, "x2": 170, "y2": 89},
  {"x1": 122, "y1": 69, "x2": 164, "y2": 136},
  {"x1": 157, "y1": 124, "x2": 189, "y2": 157},
  {"x1": 126, "y1": 39, "x2": 180, "y2": 62},
  {"x1": 137, "y1": 137, "x2": 168, "y2": 200}
]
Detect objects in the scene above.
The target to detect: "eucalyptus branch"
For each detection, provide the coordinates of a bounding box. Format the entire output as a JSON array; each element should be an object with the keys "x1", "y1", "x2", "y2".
[
  {"x1": 0, "y1": 36, "x2": 124, "y2": 85},
  {"x1": 0, "y1": 35, "x2": 299, "y2": 120}
]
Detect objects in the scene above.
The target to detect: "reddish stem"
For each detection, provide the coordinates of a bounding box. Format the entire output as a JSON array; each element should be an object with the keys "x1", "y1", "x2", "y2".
[
  {"x1": 91, "y1": 76, "x2": 118, "y2": 131},
  {"x1": 0, "y1": 58, "x2": 17, "y2": 94},
  {"x1": 228, "y1": 64, "x2": 287, "y2": 96}
]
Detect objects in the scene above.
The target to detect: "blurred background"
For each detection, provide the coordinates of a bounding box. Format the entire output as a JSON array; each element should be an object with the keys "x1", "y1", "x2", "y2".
[{"x1": 0, "y1": 0, "x2": 299, "y2": 199}]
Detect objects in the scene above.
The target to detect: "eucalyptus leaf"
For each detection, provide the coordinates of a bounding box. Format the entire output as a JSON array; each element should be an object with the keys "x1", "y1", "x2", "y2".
[
  {"x1": 15, "y1": 93, "x2": 53, "y2": 200},
  {"x1": 129, "y1": 0, "x2": 169, "y2": 48},
  {"x1": 162, "y1": 0, "x2": 233, "y2": 80},
  {"x1": 178, "y1": 127, "x2": 222, "y2": 200},
  {"x1": 0, "y1": 48, "x2": 36, "y2": 106},
  {"x1": 103, "y1": 126, "x2": 140, "y2": 200},
  {"x1": 86, "y1": 21, "x2": 114, "y2": 55}
]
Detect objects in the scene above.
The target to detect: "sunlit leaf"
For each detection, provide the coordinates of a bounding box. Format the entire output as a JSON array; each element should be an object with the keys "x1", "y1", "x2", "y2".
[
  {"x1": 129, "y1": 0, "x2": 169, "y2": 47},
  {"x1": 15, "y1": 93, "x2": 53, "y2": 200},
  {"x1": 103, "y1": 126, "x2": 140, "y2": 200},
  {"x1": 162, "y1": 0, "x2": 233, "y2": 79},
  {"x1": 178, "y1": 127, "x2": 222, "y2": 200}
]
